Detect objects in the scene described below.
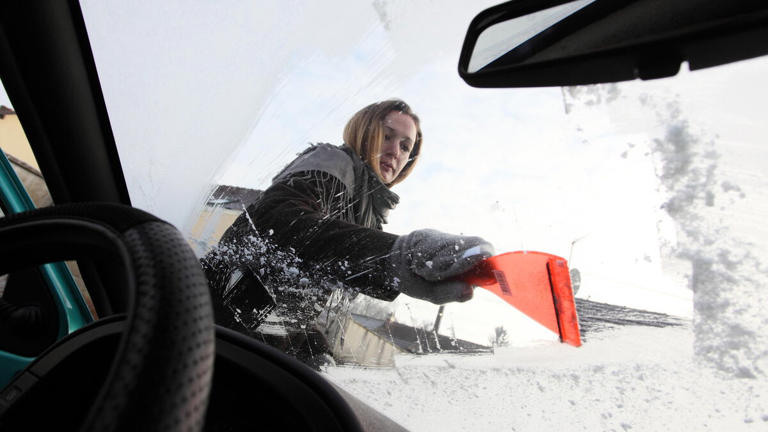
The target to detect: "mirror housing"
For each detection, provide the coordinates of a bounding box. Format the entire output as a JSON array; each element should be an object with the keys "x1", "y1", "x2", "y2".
[{"x1": 459, "y1": 0, "x2": 768, "y2": 87}]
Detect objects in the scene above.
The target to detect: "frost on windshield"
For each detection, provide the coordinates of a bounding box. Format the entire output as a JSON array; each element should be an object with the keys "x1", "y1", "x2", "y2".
[
  {"x1": 649, "y1": 97, "x2": 767, "y2": 379},
  {"x1": 74, "y1": 0, "x2": 768, "y2": 429},
  {"x1": 563, "y1": 65, "x2": 768, "y2": 379},
  {"x1": 321, "y1": 65, "x2": 768, "y2": 430},
  {"x1": 180, "y1": 3, "x2": 767, "y2": 431}
]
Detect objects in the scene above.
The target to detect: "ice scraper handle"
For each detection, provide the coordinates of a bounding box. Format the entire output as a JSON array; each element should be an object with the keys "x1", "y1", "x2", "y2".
[
  {"x1": 459, "y1": 256, "x2": 496, "y2": 287},
  {"x1": 460, "y1": 244, "x2": 496, "y2": 261}
]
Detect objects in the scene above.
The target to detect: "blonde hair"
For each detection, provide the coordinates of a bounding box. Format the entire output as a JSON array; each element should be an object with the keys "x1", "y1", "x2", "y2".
[{"x1": 343, "y1": 99, "x2": 422, "y2": 187}]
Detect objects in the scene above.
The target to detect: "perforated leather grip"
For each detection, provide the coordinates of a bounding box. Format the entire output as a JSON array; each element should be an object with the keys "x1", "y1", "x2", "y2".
[{"x1": 0, "y1": 203, "x2": 215, "y2": 431}]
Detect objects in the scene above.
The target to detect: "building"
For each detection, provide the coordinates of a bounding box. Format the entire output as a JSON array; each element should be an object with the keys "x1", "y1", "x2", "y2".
[
  {"x1": 188, "y1": 184, "x2": 262, "y2": 256},
  {"x1": 325, "y1": 312, "x2": 492, "y2": 367},
  {"x1": 0, "y1": 106, "x2": 51, "y2": 208}
]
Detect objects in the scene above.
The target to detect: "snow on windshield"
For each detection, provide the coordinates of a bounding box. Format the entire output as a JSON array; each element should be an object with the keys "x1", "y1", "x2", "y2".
[{"x1": 80, "y1": 1, "x2": 767, "y2": 429}]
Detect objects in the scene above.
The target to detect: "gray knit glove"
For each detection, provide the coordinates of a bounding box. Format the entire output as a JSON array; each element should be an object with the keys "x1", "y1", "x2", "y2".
[{"x1": 388, "y1": 229, "x2": 495, "y2": 304}]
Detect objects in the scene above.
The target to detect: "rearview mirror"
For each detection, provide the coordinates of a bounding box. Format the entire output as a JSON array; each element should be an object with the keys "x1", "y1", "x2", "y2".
[{"x1": 458, "y1": 0, "x2": 768, "y2": 87}]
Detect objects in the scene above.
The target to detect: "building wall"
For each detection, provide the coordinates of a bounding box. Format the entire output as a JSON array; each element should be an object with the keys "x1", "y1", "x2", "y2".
[
  {"x1": 1, "y1": 110, "x2": 51, "y2": 208},
  {"x1": 187, "y1": 206, "x2": 241, "y2": 256},
  {"x1": 330, "y1": 320, "x2": 397, "y2": 367},
  {"x1": 0, "y1": 111, "x2": 39, "y2": 171},
  {"x1": 6, "y1": 155, "x2": 52, "y2": 208}
]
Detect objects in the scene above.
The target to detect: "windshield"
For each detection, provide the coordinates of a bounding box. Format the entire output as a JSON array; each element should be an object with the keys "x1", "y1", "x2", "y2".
[{"x1": 80, "y1": 1, "x2": 768, "y2": 430}]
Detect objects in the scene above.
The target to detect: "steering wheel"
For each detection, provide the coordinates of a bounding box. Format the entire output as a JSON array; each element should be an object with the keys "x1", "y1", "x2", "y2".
[{"x1": 0, "y1": 203, "x2": 215, "y2": 431}]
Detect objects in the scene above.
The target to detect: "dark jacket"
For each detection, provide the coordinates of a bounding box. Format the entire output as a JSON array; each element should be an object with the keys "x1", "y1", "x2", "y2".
[{"x1": 203, "y1": 144, "x2": 401, "y2": 328}]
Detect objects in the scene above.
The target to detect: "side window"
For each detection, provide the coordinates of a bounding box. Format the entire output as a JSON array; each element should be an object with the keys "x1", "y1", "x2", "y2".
[{"x1": 1, "y1": 82, "x2": 96, "y2": 369}]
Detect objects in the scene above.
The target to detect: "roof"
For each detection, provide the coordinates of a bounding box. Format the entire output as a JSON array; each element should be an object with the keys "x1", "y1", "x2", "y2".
[
  {"x1": 350, "y1": 313, "x2": 491, "y2": 354},
  {"x1": 4, "y1": 152, "x2": 42, "y2": 179},
  {"x1": 348, "y1": 298, "x2": 686, "y2": 351},
  {"x1": 575, "y1": 298, "x2": 687, "y2": 340},
  {"x1": 0, "y1": 105, "x2": 15, "y2": 119},
  {"x1": 207, "y1": 184, "x2": 263, "y2": 210}
]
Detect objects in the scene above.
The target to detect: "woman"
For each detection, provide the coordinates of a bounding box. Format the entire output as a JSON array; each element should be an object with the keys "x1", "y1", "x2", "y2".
[{"x1": 202, "y1": 99, "x2": 493, "y2": 364}]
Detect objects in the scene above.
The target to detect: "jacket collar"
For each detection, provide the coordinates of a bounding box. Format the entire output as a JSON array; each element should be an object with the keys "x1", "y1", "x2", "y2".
[{"x1": 362, "y1": 162, "x2": 399, "y2": 224}]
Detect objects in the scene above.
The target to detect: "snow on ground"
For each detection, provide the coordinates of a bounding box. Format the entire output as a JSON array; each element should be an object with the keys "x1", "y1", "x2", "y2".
[{"x1": 323, "y1": 325, "x2": 768, "y2": 431}]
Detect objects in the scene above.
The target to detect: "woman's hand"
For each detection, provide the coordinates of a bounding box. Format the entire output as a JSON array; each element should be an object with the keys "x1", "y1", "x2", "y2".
[{"x1": 388, "y1": 229, "x2": 495, "y2": 304}]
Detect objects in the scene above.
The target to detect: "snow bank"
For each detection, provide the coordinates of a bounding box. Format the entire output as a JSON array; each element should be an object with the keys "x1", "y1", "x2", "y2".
[{"x1": 324, "y1": 325, "x2": 768, "y2": 431}]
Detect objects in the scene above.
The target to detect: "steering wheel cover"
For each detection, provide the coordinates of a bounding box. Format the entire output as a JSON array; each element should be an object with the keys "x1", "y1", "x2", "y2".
[{"x1": 0, "y1": 203, "x2": 214, "y2": 431}]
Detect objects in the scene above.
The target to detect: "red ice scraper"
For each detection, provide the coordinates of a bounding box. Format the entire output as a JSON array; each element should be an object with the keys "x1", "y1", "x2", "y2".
[{"x1": 462, "y1": 251, "x2": 582, "y2": 347}]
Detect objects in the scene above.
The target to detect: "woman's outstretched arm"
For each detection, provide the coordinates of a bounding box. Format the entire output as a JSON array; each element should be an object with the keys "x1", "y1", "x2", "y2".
[{"x1": 221, "y1": 170, "x2": 399, "y2": 300}]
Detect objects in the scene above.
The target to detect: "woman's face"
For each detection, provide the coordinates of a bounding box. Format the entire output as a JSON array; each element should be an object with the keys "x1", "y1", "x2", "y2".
[{"x1": 379, "y1": 110, "x2": 417, "y2": 184}]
